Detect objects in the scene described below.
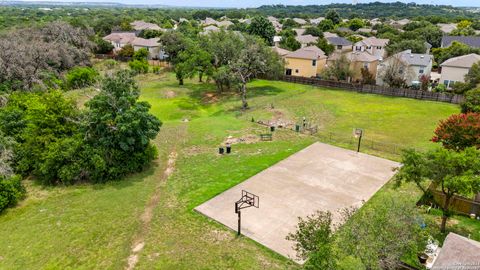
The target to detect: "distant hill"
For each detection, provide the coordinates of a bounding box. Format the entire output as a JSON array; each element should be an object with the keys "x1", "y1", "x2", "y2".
[
  {"x1": 252, "y1": 2, "x2": 476, "y2": 19},
  {"x1": 0, "y1": 1, "x2": 170, "y2": 8}
]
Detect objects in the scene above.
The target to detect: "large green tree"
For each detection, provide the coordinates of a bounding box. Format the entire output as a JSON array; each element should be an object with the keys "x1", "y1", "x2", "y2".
[
  {"x1": 395, "y1": 147, "x2": 480, "y2": 233},
  {"x1": 83, "y1": 71, "x2": 161, "y2": 181},
  {"x1": 247, "y1": 16, "x2": 275, "y2": 45}
]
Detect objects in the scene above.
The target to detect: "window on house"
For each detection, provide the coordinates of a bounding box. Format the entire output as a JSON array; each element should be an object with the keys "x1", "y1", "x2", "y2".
[
  {"x1": 295, "y1": 69, "x2": 299, "y2": 73},
  {"x1": 444, "y1": 80, "x2": 449, "y2": 86},
  {"x1": 377, "y1": 46, "x2": 382, "y2": 49},
  {"x1": 363, "y1": 63, "x2": 369, "y2": 69},
  {"x1": 355, "y1": 46, "x2": 362, "y2": 51},
  {"x1": 312, "y1": 60, "x2": 317, "y2": 66},
  {"x1": 337, "y1": 45, "x2": 342, "y2": 49},
  {"x1": 419, "y1": 68, "x2": 424, "y2": 74},
  {"x1": 366, "y1": 46, "x2": 371, "y2": 49}
]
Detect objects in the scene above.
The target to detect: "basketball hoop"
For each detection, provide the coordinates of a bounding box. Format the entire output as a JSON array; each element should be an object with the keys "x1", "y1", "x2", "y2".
[
  {"x1": 235, "y1": 190, "x2": 259, "y2": 236},
  {"x1": 353, "y1": 128, "x2": 364, "y2": 152},
  {"x1": 353, "y1": 128, "x2": 363, "y2": 139}
]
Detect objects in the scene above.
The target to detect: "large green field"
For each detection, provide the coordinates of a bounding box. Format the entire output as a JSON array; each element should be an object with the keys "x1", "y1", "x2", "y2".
[{"x1": 0, "y1": 72, "x2": 463, "y2": 269}]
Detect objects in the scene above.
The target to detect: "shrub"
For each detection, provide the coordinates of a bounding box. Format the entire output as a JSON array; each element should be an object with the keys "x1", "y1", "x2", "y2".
[
  {"x1": 104, "y1": 59, "x2": 118, "y2": 69},
  {"x1": 133, "y1": 48, "x2": 149, "y2": 61},
  {"x1": 0, "y1": 175, "x2": 25, "y2": 213},
  {"x1": 118, "y1": 44, "x2": 134, "y2": 58},
  {"x1": 94, "y1": 37, "x2": 114, "y2": 54},
  {"x1": 65, "y1": 66, "x2": 99, "y2": 89},
  {"x1": 433, "y1": 83, "x2": 447, "y2": 93},
  {"x1": 128, "y1": 60, "x2": 149, "y2": 74},
  {"x1": 152, "y1": 66, "x2": 161, "y2": 74},
  {"x1": 432, "y1": 113, "x2": 480, "y2": 150},
  {"x1": 461, "y1": 88, "x2": 480, "y2": 113}
]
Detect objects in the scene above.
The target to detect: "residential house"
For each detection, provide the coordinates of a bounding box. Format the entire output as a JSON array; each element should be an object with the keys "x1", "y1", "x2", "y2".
[
  {"x1": 293, "y1": 18, "x2": 307, "y2": 25},
  {"x1": 273, "y1": 36, "x2": 282, "y2": 47},
  {"x1": 239, "y1": 18, "x2": 251, "y2": 25},
  {"x1": 356, "y1": 28, "x2": 376, "y2": 34},
  {"x1": 323, "y1": 32, "x2": 338, "y2": 38},
  {"x1": 326, "y1": 37, "x2": 353, "y2": 52},
  {"x1": 431, "y1": 233, "x2": 480, "y2": 270},
  {"x1": 293, "y1": 28, "x2": 306, "y2": 36},
  {"x1": 217, "y1": 20, "x2": 234, "y2": 28},
  {"x1": 390, "y1": 18, "x2": 410, "y2": 28},
  {"x1": 295, "y1": 35, "x2": 318, "y2": 48},
  {"x1": 310, "y1": 17, "x2": 325, "y2": 25},
  {"x1": 131, "y1": 20, "x2": 162, "y2": 31},
  {"x1": 353, "y1": 37, "x2": 389, "y2": 60},
  {"x1": 103, "y1": 32, "x2": 163, "y2": 59},
  {"x1": 437, "y1": 23, "x2": 457, "y2": 34},
  {"x1": 284, "y1": 46, "x2": 327, "y2": 77},
  {"x1": 271, "y1": 46, "x2": 291, "y2": 58},
  {"x1": 441, "y1": 36, "x2": 480, "y2": 48},
  {"x1": 327, "y1": 51, "x2": 379, "y2": 82},
  {"x1": 267, "y1": 16, "x2": 283, "y2": 32},
  {"x1": 131, "y1": 37, "x2": 161, "y2": 59},
  {"x1": 440, "y1": 53, "x2": 480, "y2": 88},
  {"x1": 369, "y1": 18, "x2": 382, "y2": 26},
  {"x1": 103, "y1": 32, "x2": 136, "y2": 50},
  {"x1": 336, "y1": 27, "x2": 352, "y2": 34},
  {"x1": 376, "y1": 49, "x2": 433, "y2": 86},
  {"x1": 202, "y1": 17, "x2": 219, "y2": 26},
  {"x1": 200, "y1": 25, "x2": 220, "y2": 35}
]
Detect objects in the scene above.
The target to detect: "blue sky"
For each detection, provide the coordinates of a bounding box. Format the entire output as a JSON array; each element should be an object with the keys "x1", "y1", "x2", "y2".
[{"x1": 24, "y1": 0, "x2": 480, "y2": 7}]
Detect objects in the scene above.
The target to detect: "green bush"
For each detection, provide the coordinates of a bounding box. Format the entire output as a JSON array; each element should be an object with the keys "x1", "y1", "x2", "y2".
[
  {"x1": 152, "y1": 66, "x2": 160, "y2": 74},
  {"x1": 0, "y1": 175, "x2": 25, "y2": 213},
  {"x1": 94, "y1": 37, "x2": 114, "y2": 54},
  {"x1": 65, "y1": 66, "x2": 99, "y2": 89},
  {"x1": 462, "y1": 88, "x2": 480, "y2": 113},
  {"x1": 433, "y1": 83, "x2": 447, "y2": 93},
  {"x1": 104, "y1": 59, "x2": 118, "y2": 69},
  {"x1": 128, "y1": 60, "x2": 149, "y2": 74},
  {"x1": 133, "y1": 48, "x2": 149, "y2": 61}
]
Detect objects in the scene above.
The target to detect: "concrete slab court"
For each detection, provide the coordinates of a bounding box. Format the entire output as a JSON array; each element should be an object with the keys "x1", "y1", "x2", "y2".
[{"x1": 195, "y1": 142, "x2": 399, "y2": 262}]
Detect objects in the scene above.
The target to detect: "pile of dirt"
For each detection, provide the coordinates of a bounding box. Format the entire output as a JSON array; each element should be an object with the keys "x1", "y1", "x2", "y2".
[
  {"x1": 224, "y1": 135, "x2": 259, "y2": 145},
  {"x1": 203, "y1": 92, "x2": 219, "y2": 103},
  {"x1": 163, "y1": 90, "x2": 176, "y2": 98}
]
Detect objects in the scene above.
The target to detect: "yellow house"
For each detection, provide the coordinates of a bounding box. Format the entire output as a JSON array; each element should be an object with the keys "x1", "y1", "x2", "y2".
[
  {"x1": 284, "y1": 46, "x2": 327, "y2": 77},
  {"x1": 327, "y1": 51, "x2": 379, "y2": 82}
]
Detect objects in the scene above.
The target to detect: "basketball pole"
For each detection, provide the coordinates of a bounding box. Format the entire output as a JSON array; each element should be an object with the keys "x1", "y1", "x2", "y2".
[
  {"x1": 237, "y1": 209, "x2": 241, "y2": 236},
  {"x1": 235, "y1": 201, "x2": 241, "y2": 236}
]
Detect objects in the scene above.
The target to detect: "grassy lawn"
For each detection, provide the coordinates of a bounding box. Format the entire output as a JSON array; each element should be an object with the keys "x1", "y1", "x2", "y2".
[{"x1": 0, "y1": 71, "x2": 473, "y2": 269}]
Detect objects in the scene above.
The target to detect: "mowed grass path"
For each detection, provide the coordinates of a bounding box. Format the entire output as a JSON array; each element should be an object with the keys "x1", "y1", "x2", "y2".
[{"x1": 0, "y1": 72, "x2": 459, "y2": 269}]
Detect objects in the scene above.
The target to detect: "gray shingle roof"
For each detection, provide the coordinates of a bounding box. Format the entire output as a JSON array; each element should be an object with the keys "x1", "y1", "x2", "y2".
[
  {"x1": 432, "y1": 233, "x2": 480, "y2": 270},
  {"x1": 441, "y1": 36, "x2": 480, "y2": 48},
  {"x1": 440, "y1": 53, "x2": 480, "y2": 68},
  {"x1": 396, "y1": 50, "x2": 432, "y2": 66},
  {"x1": 295, "y1": 34, "x2": 318, "y2": 45},
  {"x1": 326, "y1": 36, "x2": 353, "y2": 46},
  {"x1": 286, "y1": 46, "x2": 326, "y2": 60}
]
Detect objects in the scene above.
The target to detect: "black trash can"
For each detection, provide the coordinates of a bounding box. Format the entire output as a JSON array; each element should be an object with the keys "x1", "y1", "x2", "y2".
[
  {"x1": 219, "y1": 147, "x2": 224, "y2": 154},
  {"x1": 270, "y1": 126, "x2": 275, "y2": 132},
  {"x1": 226, "y1": 145, "x2": 231, "y2": 154},
  {"x1": 295, "y1": 125, "x2": 300, "y2": 132}
]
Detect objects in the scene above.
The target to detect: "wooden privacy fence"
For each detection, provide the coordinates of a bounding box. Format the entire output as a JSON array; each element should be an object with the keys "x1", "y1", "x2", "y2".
[
  {"x1": 280, "y1": 75, "x2": 465, "y2": 104},
  {"x1": 430, "y1": 189, "x2": 480, "y2": 216}
]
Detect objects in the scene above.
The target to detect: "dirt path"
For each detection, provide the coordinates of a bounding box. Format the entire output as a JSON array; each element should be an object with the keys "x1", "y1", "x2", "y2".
[{"x1": 125, "y1": 150, "x2": 177, "y2": 270}]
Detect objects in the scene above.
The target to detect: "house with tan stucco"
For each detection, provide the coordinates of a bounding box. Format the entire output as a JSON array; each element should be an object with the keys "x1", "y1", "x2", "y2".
[
  {"x1": 284, "y1": 46, "x2": 327, "y2": 77},
  {"x1": 440, "y1": 54, "x2": 480, "y2": 88},
  {"x1": 327, "y1": 51, "x2": 379, "y2": 82}
]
